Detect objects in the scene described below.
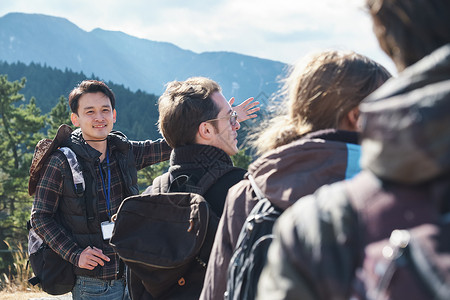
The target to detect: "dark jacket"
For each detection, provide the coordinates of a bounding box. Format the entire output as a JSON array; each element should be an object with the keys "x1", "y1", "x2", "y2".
[
  {"x1": 257, "y1": 44, "x2": 450, "y2": 300},
  {"x1": 31, "y1": 128, "x2": 171, "y2": 280},
  {"x1": 128, "y1": 144, "x2": 246, "y2": 300},
  {"x1": 201, "y1": 129, "x2": 362, "y2": 300},
  {"x1": 57, "y1": 130, "x2": 138, "y2": 277}
]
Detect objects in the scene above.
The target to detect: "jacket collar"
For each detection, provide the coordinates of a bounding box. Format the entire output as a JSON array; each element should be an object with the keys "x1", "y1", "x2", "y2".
[{"x1": 62, "y1": 129, "x2": 130, "y2": 162}]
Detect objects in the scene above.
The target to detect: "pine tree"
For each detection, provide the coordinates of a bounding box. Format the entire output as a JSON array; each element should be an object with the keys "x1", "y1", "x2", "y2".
[
  {"x1": 231, "y1": 148, "x2": 253, "y2": 170},
  {"x1": 0, "y1": 75, "x2": 46, "y2": 273},
  {"x1": 137, "y1": 161, "x2": 170, "y2": 192},
  {"x1": 47, "y1": 95, "x2": 73, "y2": 137}
]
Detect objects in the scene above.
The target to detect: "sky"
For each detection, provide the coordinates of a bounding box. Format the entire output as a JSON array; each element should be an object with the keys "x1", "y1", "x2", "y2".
[{"x1": 0, "y1": 0, "x2": 396, "y2": 74}]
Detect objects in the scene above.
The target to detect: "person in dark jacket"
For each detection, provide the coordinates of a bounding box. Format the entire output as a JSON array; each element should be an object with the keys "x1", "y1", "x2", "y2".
[
  {"x1": 30, "y1": 80, "x2": 172, "y2": 300},
  {"x1": 257, "y1": 1, "x2": 450, "y2": 299},
  {"x1": 200, "y1": 50, "x2": 391, "y2": 300},
  {"x1": 127, "y1": 76, "x2": 259, "y2": 300}
]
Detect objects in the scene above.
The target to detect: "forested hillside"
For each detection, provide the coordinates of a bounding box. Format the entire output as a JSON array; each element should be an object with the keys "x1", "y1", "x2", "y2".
[
  {"x1": 0, "y1": 60, "x2": 260, "y2": 143},
  {"x1": 0, "y1": 61, "x2": 161, "y2": 140}
]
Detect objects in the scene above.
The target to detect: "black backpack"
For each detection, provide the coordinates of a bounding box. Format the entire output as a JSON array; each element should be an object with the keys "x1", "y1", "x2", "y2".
[
  {"x1": 225, "y1": 174, "x2": 282, "y2": 300},
  {"x1": 110, "y1": 168, "x2": 244, "y2": 299},
  {"x1": 27, "y1": 145, "x2": 81, "y2": 295}
]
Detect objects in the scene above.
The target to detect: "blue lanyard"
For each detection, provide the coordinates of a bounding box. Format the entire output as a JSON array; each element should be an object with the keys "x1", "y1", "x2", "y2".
[{"x1": 99, "y1": 150, "x2": 111, "y2": 219}]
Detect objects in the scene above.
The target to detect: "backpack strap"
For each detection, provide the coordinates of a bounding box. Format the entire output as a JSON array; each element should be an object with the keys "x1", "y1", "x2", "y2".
[
  {"x1": 233, "y1": 174, "x2": 280, "y2": 251},
  {"x1": 158, "y1": 166, "x2": 244, "y2": 197},
  {"x1": 58, "y1": 147, "x2": 85, "y2": 196},
  {"x1": 202, "y1": 168, "x2": 246, "y2": 214},
  {"x1": 382, "y1": 213, "x2": 450, "y2": 300},
  {"x1": 28, "y1": 145, "x2": 88, "y2": 228},
  {"x1": 153, "y1": 172, "x2": 205, "y2": 194},
  {"x1": 248, "y1": 174, "x2": 267, "y2": 201},
  {"x1": 411, "y1": 213, "x2": 450, "y2": 300},
  {"x1": 152, "y1": 172, "x2": 171, "y2": 193},
  {"x1": 57, "y1": 147, "x2": 95, "y2": 222},
  {"x1": 151, "y1": 172, "x2": 196, "y2": 194},
  {"x1": 196, "y1": 168, "x2": 246, "y2": 267},
  {"x1": 196, "y1": 167, "x2": 243, "y2": 196},
  {"x1": 169, "y1": 175, "x2": 194, "y2": 193}
]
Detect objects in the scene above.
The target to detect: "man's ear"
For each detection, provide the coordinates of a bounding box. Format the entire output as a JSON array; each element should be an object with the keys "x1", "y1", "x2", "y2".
[
  {"x1": 197, "y1": 122, "x2": 213, "y2": 141},
  {"x1": 71, "y1": 113, "x2": 80, "y2": 127},
  {"x1": 113, "y1": 109, "x2": 117, "y2": 123}
]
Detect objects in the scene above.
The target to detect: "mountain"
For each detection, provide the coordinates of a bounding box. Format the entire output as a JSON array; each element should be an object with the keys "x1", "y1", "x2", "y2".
[{"x1": 0, "y1": 12, "x2": 287, "y2": 102}]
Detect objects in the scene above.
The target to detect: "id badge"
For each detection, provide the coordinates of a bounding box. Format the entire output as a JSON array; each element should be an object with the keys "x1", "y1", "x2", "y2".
[{"x1": 101, "y1": 221, "x2": 115, "y2": 240}]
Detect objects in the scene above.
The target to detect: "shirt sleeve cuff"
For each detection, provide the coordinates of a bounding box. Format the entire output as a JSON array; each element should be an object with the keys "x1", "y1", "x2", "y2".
[{"x1": 70, "y1": 249, "x2": 83, "y2": 266}]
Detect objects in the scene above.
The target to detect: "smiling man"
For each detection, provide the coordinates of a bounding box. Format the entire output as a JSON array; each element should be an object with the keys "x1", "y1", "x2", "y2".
[
  {"x1": 30, "y1": 80, "x2": 172, "y2": 300},
  {"x1": 125, "y1": 77, "x2": 253, "y2": 299}
]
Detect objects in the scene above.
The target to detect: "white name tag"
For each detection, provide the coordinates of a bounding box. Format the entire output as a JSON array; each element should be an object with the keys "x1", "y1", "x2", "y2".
[{"x1": 101, "y1": 221, "x2": 115, "y2": 240}]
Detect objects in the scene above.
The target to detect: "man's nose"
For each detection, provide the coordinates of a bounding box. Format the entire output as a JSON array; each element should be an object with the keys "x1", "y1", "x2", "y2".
[{"x1": 94, "y1": 112, "x2": 104, "y2": 121}]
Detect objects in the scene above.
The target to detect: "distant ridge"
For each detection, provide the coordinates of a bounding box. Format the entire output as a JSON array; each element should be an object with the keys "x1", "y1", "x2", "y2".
[{"x1": 0, "y1": 12, "x2": 287, "y2": 102}]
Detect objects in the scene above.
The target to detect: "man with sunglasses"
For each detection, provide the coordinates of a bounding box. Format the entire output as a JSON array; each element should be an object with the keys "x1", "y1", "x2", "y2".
[{"x1": 126, "y1": 76, "x2": 258, "y2": 299}]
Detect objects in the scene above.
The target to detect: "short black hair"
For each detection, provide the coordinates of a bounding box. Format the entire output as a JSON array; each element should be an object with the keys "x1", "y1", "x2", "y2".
[{"x1": 68, "y1": 80, "x2": 116, "y2": 114}]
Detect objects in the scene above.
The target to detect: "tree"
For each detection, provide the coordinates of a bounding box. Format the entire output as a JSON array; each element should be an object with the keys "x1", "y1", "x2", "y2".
[
  {"x1": 0, "y1": 75, "x2": 46, "y2": 273},
  {"x1": 47, "y1": 95, "x2": 72, "y2": 137},
  {"x1": 137, "y1": 161, "x2": 170, "y2": 192},
  {"x1": 231, "y1": 148, "x2": 253, "y2": 170}
]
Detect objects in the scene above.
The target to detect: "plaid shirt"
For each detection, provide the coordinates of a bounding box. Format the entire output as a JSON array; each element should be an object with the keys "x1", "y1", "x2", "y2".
[{"x1": 31, "y1": 137, "x2": 171, "y2": 280}]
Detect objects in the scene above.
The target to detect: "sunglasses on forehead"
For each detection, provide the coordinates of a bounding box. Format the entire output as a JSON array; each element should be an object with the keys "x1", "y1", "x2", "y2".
[{"x1": 205, "y1": 111, "x2": 238, "y2": 126}]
